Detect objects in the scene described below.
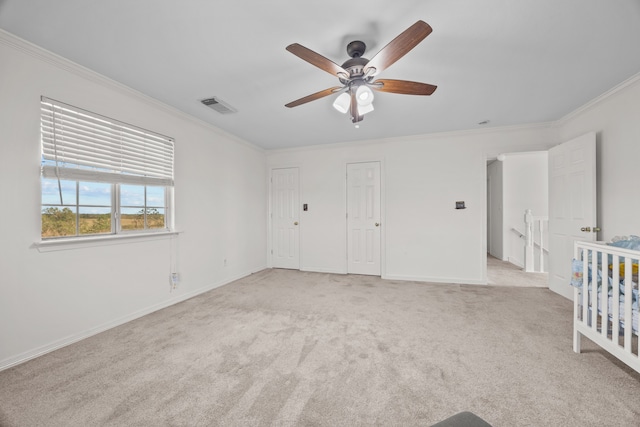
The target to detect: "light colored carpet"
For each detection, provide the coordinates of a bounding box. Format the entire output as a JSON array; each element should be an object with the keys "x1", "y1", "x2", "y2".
[
  {"x1": 487, "y1": 254, "x2": 548, "y2": 287},
  {"x1": 1, "y1": 269, "x2": 639, "y2": 426}
]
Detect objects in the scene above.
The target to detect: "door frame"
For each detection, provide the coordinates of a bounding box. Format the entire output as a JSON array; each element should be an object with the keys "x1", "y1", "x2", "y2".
[
  {"x1": 268, "y1": 165, "x2": 302, "y2": 269},
  {"x1": 344, "y1": 159, "x2": 386, "y2": 277},
  {"x1": 483, "y1": 150, "x2": 551, "y2": 285}
]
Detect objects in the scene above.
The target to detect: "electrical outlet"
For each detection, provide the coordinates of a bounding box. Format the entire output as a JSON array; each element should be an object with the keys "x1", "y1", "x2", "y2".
[{"x1": 170, "y1": 273, "x2": 180, "y2": 291}]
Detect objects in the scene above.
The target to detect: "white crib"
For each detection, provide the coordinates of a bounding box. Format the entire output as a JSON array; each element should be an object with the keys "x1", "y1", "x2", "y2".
[{"x1": 572, "y1": 241, "x2": 639, "y2": 374}]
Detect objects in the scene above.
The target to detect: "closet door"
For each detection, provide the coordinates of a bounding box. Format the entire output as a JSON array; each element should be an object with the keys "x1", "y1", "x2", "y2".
[
  {"x1": 347, "y1": 162, "x2": 381, "y2": 276},
  {"x1": 271, "y1": 168, "x2": 300, "y2": 269}
]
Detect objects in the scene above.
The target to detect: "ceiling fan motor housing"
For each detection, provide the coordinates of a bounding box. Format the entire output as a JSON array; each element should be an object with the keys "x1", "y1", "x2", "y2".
[
  {"x1": 340, "y1": 41, "x2": 369, "y2": 82},
  {"x1": 346, "y1": 40, "x2": 366, "y2": 58},
  {"x1": 340, "y1": 56, "x2": 370, "y2": 84}
]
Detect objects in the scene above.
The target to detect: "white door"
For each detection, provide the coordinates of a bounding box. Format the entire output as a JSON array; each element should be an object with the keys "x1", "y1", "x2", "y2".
[
  {"x1": 271, "y1": 168, "x2": 300, "y2": 269},
  {"x1": 548, "y1": 132, "x2": 597, "y2": 299},
  {"x1": 347, "y1": 162, "x2": 381, "y2": 275}
]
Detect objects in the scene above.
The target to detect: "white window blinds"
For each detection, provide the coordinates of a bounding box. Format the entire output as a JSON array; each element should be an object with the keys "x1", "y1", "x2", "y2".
[{"x1": 41, "y1": 97, "x2": 174, "y2": 186}]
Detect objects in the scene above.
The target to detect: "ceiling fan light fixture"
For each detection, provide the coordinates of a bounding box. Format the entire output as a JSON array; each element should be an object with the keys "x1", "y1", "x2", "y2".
[
  {"x1": 356, "y1": 85, "x2": 374, "y2": 105},
  {"x1": 358, "y1": 102, "x2": 374, "y2": 116},
  {"x1": 333, "y1": 92, "x2": 351, "y2": 114}
]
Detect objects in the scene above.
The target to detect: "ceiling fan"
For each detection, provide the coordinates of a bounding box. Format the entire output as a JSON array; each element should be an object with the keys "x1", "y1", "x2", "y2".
[{"x1": 285, "y1": 20, "x2": 437, "y2": 124}]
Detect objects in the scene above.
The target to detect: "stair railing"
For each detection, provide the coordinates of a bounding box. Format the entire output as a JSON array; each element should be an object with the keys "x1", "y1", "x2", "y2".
[{"x1": 524, "y1": 209, "x2": 548, "y2": 273}]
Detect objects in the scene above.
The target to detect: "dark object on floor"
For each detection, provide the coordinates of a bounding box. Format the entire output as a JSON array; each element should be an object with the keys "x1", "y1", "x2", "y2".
[{"x1": 431, "y1": 411, "x2": 493, "y2": 427}]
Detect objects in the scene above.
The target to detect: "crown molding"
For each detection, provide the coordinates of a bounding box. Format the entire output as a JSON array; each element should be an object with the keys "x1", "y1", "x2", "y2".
[
  {"x1": 0, "y1": 29, "x2": 264, "y2": 154},
  {"x1": 266, "y1": 120, "x2": 555, "y2": 155},
  {"x1": 555, "y1": 71, "x2": 640, "y2": 127}
]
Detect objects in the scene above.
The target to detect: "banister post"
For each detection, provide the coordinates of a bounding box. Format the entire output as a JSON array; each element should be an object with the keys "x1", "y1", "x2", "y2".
[
  {"x1": 524, "y1": 209, "x2": 534, "y2": 272},
  {"x1": 538, "y1": 219, "x2": 544, "y2": 272}
]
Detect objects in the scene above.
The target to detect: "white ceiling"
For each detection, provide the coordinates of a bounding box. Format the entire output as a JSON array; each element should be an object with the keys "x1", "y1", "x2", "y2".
[{"x1": 1, "y1": 0, "x2": 640, "y2": 150}]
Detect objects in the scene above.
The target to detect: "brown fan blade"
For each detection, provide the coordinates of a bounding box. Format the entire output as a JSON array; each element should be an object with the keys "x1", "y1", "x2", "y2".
[
  {"x1": 286, "y1": 43, "x2": 349, "y2": 78},
  {"x1": 363, "y1": 20, "x2": 432, "y2": 76},
  {"x1": 371, "y1": 79, "x2": 437, "y2": 95},
  {"x1": 285, "y1": 86, "x2": 343, "y2": 108}
]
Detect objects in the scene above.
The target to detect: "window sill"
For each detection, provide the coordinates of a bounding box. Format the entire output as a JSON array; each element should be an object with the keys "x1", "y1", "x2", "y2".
[{"x1": 33, "y1": 230, "x2": 181, "y2": 252}]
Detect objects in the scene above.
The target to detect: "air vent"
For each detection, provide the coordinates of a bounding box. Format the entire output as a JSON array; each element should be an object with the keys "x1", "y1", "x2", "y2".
[{"x1": 200, "y1": 97, "x2": 237, "y2": 114}]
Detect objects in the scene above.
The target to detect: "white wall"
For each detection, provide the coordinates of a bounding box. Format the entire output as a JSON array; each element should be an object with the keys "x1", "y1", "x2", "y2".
[
  {"x1": 267, "y1": 126, "x2": 556, "y2": 284},
  {"x1": 501, "y1": 152, "x2": 548, "y2": 268},
  {"x1": 0, "y1": 32, "x2": 267, "y2": 369},
  {"x1": 557, "y1": 75, "x2": 640, "y2": 241}
]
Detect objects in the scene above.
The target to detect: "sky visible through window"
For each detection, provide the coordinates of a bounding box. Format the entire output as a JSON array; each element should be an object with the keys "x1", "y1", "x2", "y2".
[
  {"x1": 42, "y1": 179, "x2": 165, "y2": 213},
  {"x1": 40, "y1": 156, "x2": 166, "y2": 215}
]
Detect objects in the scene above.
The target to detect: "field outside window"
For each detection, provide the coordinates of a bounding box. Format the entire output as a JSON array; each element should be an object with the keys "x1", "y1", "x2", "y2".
[
  {"x1": 41, "y1": 180, "x2": 113, "y2": 238},
  {"x1": 120, "y1": 185, "x2": 166, "y2": 231}
]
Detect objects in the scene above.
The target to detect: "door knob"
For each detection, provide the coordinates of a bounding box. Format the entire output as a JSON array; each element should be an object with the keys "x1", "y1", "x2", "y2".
[
  {"x1": 580, "y1": 227, "x2": 591, "y2": 232},
  {"x1": 593, "y1": 227, "x2": 601, "y2": 232},
  {"x1": 294, "y1": 221, "x2": 298, "y2": 225},
  {"x1": 375, "y1": 223, "x2": 380, "y2": 227}
]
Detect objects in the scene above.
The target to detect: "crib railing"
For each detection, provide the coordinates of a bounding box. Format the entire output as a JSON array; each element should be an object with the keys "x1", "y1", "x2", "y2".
[
  {"x1": 573, "y1": 241, "x2": 639, "y2": 373},
  {"x1": 524, "y1": 209, "x2": 548, "y2": 273}
]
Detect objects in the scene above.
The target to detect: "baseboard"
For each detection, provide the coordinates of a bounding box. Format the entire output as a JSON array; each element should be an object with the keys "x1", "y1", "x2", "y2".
[
  {"x1": 300, "y1": 266, "x2": 347, "y2": 274},
  {"x1": 382, "y1": 274, "x2": 486, "y2": 285},
  {"x1": 0, "y1": 266, "x2": 265, "y2": 372},
  {"x1": 507, "y1": 257, "x2": 524, "y2": 268}
]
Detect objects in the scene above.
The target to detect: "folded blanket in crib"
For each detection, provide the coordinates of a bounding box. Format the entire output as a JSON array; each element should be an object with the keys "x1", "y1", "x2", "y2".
[{"x1": 570, "y1": 258, "x2": 639, "y2": 310}]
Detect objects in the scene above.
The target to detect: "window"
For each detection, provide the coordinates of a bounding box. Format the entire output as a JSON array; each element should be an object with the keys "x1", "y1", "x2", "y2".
[
  {"x1": 120, "y1": 184, "x2": 167, "y2": 231},
  {"x1": 40, "y1": 97, "x2": 174, "y2": 239}
]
